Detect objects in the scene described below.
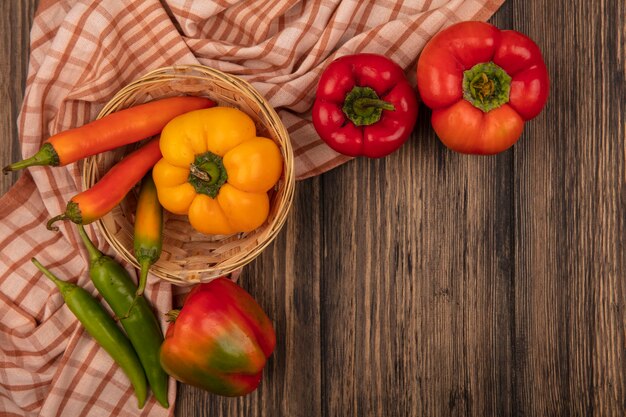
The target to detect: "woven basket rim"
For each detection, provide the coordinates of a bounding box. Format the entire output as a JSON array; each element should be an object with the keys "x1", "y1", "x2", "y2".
[{"x1": 82, "y1": 64, "x2": 295, "y2": 285}]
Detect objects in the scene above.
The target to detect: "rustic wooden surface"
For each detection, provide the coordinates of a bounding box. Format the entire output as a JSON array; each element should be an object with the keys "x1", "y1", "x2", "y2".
[{"x1": 1, "y1": 1, "x2": 624, "y2": 416}]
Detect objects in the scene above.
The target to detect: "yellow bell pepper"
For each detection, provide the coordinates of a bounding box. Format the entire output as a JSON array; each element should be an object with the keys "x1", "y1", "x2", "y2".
[{"x1": 152, "y1": 107, "x2": 283, "y2": 235}]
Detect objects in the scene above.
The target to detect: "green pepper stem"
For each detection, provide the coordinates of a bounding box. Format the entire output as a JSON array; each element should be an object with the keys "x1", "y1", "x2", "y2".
[
  {"x1": 46, "y1": 214, "x2": 68, "y2": 231},
  {"x1": 47, "y1": 201, "x2": 83, "y2": 231},
  {"x1": 353, "y1": 97, "x2": 395, "y2": 112},
  {"x1": 31, "y1": 257, "x2": 74, "y2": 296},
  {"x1": 121, "y1": 260, "x2": 150, "y2": 319},
  {"x1": 342, "y1": 86, "x2": 395, "y2": 126},
  {"x1": 119, "y1": 257, "x2": 150, "y2": 320},
  {"x1": 166, "y1": 309, "x2": 180, "y2": 322},
  {"x1": 2, "y1": 143, "x2": 60, "y2": 174},
  {"x1": 188, "y1": 151, "x2": 228, "y2": 198},
  {"x1": 77, "y1": 224, "x2": 103, "y2": 263},
  {"x1": 122, "y1": 295, "x2": 140, "y2": 321},
  {"x1": 462, "y1": 62, "x2": 511, "y2": 112},
  {"x1": 136, "y1": 258, "x2": 151, "y2": 297}
]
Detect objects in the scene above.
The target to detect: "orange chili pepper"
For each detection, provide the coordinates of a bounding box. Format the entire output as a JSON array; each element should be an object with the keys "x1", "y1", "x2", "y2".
[
  {"x1": 126, "y1": 173, "x2": 163, "y2": 314},
  {"x1": 47, "y1": 138, "x2": 162, "y2": 231},
  {"x1": 3, "y1": 96, "x2": 214, "y2": 174}
]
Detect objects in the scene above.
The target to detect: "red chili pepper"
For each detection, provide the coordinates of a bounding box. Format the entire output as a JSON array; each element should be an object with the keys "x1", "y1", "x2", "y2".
[
  {"x1": 312, "y1": 53, "x2": 418, "y2": 158},
  {"x1": 3, "y1": 96, "x2": 214, "y2": 174},
  {"x1": 160, "y1": 278, "x2": 276, "y2": 397},
  {"x1": 47, "y1": 138, "x2": 162, "y2": 231},
  {"x1": 416, "y1": 21, "x2": 549, "y2": 154}
]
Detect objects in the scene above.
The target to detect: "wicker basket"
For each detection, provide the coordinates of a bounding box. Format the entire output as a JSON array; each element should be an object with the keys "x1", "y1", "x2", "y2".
[{"x1": 82, "y1": 65, "x2": 295, "y2": 285}]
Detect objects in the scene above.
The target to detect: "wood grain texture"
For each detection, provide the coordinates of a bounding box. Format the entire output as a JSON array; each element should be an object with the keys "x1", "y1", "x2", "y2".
[
  {"x1": 0, "y1": 0, "x2": 37, "y2": 193},
  {"x1": 1, "y1": 1, "x2": 624, "y2": 417}
]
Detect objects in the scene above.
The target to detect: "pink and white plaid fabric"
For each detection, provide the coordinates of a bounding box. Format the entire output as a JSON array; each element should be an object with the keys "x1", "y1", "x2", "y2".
[{"x1": 0, "y1": 0, "x2": 504, "y2": 415}]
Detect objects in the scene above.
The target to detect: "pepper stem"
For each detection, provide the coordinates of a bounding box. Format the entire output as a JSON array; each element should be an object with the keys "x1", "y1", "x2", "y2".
[
  {"x1": 31, "y1": 257, "x2": 75, "y2": 296},
  {"x1": 342, "y1": 86, "x2": 395, "y2": 126},
  {"x1": 462, "y1": 62, "x2": 511, "y2": 112},
  {"x1": 2, "y1": 143, "x2": 60, "y2": 174},
  {"x1": 47, "y1": 201, "x2": 83, "y2": 231},
  {"x1": 353, "y1": 97, "x2": 395, "y2": 113},
  {"x1": 76, "y1": 224, "x2": 103, "y2": 264},
  {"x1": 136, "y1": 258, "x2": 151, "y2": 297},
  {"x1": 166, "y1": 309, "x2": 180, "y2": 322},
  {"x1": 121, "y1": 259, "x2": 150, "y2": 320},
  {"x1": 188, "y1": 151, "x2": 228, "y2": 198},
  {"x1": 46, "y1": 214, "x2": 68, "y2": 231}
]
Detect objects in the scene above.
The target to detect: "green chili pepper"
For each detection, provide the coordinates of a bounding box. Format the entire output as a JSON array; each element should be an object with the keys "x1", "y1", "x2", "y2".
[
  {"x1": 76, "y1": 225, "x2": 169, "y2": 408},
  {"x1": 133, "y1": 173, "x2": 163, "y2": 299},
  {"x1": 31, "y1": 258, "x2": 148, "y2": 409}
]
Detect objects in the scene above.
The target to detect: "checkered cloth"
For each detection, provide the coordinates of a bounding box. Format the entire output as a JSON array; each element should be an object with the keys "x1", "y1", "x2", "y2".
[{"x1": 0, "y1": 0, "x2": 504, "y2": 415}]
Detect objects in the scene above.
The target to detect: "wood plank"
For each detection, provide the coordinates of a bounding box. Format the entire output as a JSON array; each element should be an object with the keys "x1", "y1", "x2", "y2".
[
  {"x1": 0, "y1": 0, "x2": 38, "y2": 194},
  {"x1": 512, "y1": 0, "x2": 626, "y2": 416}
]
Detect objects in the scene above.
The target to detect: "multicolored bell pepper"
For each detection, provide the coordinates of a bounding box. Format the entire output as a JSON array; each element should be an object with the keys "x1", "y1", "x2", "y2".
[{"x1": 159, "y1": 278, "x2": 276, "y2": 397}]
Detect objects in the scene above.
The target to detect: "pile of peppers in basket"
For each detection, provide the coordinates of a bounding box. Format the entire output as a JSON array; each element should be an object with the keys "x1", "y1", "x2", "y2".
[
  {"x1": 312, "y1": 21, "x2": 549, "y2": 157},
  {"x1": 5, "y1": 95, "x2": 280, "y2": 405},
  {"x1": 5, "y1": 96, "x2": 283, "y2": 236}
]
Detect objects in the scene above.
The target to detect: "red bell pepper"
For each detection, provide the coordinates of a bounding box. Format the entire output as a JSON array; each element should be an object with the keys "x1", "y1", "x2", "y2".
[
  {"x1": 160, "y1": 278, "x2": 275, "y2": 397},
  {"x1": 312, "y1": 53, "x2": 418, "y2": 158},
  {"x1": 417, "y1": 21, "x2": 549, "y2": 154}
]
